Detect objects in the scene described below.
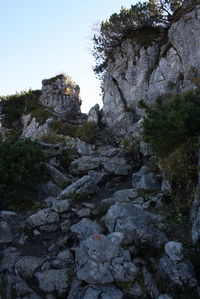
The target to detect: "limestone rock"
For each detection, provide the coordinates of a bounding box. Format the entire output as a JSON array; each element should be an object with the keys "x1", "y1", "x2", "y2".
[
  {"x1": 165, "y1": 241, "x2": 184, "y2": 262},
  {"x1": 26, "y1": 209, "x2": 59, "y2": 228},
  {"x1": 104, "y1": 203, "x2": 167, "y2": 247},
  {"x1": 75, "y1": 233, "x2": 137, "y2": 284},
  {"x1": 15, "y1": 256, "x2": 45, "y2": 279},
  {"x1": 159, "y1": 256, "x2": 198, "y2": 289},
  {"x1": 58, "y1": 172, "x2": 105, "y2": 199},
  {"x1": 70, "y1": 218, "x2": 102, "y2": 241},
  {"x1": 132, "y1": 165, "x2": 161, "y2": 191},
  {"x1": 68, "y1": 283, "x2": 123, "y2": 299},
  {"x1": 52, "y1": 199, "x2": 70, "y2": 213},
  {"x1": 35, "y1": 269, "x2": 68, "y2": 294}
]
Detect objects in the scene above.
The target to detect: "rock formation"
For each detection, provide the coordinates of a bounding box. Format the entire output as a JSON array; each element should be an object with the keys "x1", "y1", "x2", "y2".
[{"x1": 0, "y1": 2, "x2": 200, "y2": 299}]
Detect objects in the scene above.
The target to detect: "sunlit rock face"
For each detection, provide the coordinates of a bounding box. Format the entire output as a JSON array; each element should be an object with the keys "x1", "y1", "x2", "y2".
[
  {"x1": 39, "y1": 74, "x2": 82, "y2": 120},
  {"x1": 101, "y1": 2, "x2": 200, "y2": 135}
]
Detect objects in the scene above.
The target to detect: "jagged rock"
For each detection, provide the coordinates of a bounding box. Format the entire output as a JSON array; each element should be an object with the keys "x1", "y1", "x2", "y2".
[
  {"x1": 35, "y1": 269, "x2": 68, "y2": 294},
  {"x1": 58, "y1": 172, "x2": 105, "y2": 199},
  {"x1": 70, "y1": 218, "x2": 102, "y2": 241},
  {"x1": 68, "y1": 282, "x2": 123, "y2": 299},
  {"x1": 0, "y1": 221, "x2": 13, "y2": 244},
  {"x1": 26, "y1": 209, "x2": 59, "y2": 228},
  {"x1": 44, "y1": 196, "x2": 57, "y2": 208},
  {"x1": 75, "y1": 233, "x2": 137, "y2": 284},
  {"x1": 101, "y1": 147, "x2": 120, "y2": 157},
  {"x1": 104, "y1": 203, "x2": 167, "y2": 247},
  {"x1": 15, "y1": 256, "x2": 45, "y2": 279},
  {"x1": 165, "y1": 241, "x2": 184, "y2": 262},
  {"x1": 88, "y1": 104, "x2": 101, "y2": 126},
  {"x1": 159, "y1": 256, "x2": 198, "y2": 289},
  {"x1": 21, "y1": 114, "x2": 53, "y2": 139},
  {"x1": 52, "y1": 199, "x2": 70, "y2": 213},
  {"x1": 39, "y1": 74, "x2": 81, "y2": 118},
  {"x1": 132, "y1": 165, "x2": 161, "y2": 191},
  {"x1": 101, "y1": 4, "x2": 200, "y2": 135}
]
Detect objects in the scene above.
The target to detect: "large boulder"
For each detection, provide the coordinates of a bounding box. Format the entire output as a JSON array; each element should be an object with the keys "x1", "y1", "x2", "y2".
[
  {"x1": 75, "y1": 233, "x2": 137, "y2": 284},
  {"x1": 0, "y1": 222, "x2": 13, "y2": 245},
  {"x1": 104, "y1": 203, "x2": 167, "y2": 248}
]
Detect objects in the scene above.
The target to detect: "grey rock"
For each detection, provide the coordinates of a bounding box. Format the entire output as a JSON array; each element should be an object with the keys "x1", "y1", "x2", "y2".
[
  {"x1": 71, "y1": 218, "x2": 102, "y2": 241},
  {"x1": 70, "y1": 156, "x2": 101, "y2": 175},
  {"x1": 26, "y1": 209, "x2": 59, "y2": 228},
  {"x1": 125, "y1": 283, "x2": 143, "y2": 298},
  {"x1": 15, "y1": 256, "x2": 45, "y2": 279},
  {"x1": 113, "y1": 188, "x2": 139, "y2": 202},
  {"x1": 165, "y1": 241, "x2": 184, "y2": 262},
  {"x1": 140, "y1": 141, "x2": 153, "y2": 156},
  {"x1": 21, "y1": 114, "x2": 52, "y2": 140},
  {"x1": 0, "y1": 247, "x2": 21, "y2": 273},
  {"x1": 44, "y1": 196, "x2": 56, "y2": 208},
  {"x1": 104, "y1": 203, "x2": 167, "y2": 247},
  {"x1": 132, "y1": 166, "x2": 161, "y2": 191},
  {"x1": 0, "y1": 221, "x2": 13, "y2": 244},
  {"x1": 68, "y1": 283, "x2": 123, "y2": 299},
  {"x1": 76, "y1": 208, "x2": 91, "y2": 218},
  {"x1": 88, "y1": 104, "x2": 101, "y2": 126},
  {"x1": 60, "y1": 219, "x2": 71, "y2": 233},
  {"x1": 39, "y1": 224, "x2": 58, "y2": 232},
  {"x1": 75, "y1": 233, "x2": 137, "y2": 284},
  {"x1": 58, "y1": 172, "x2": 105, "y2": 199},
  {"x1": 159, "y1": 256, "x2": 198, "y2": 289},
  {"x1": 66, "y1": 138, "x2": 95, "y2": 155},
  {"x1": 102, "y1": 157, "x2": 131, "y2": 175},
  {"x1": 35, "y1": 269, "x2": 68, "y2": 294},
  {"x1": 158, "y1": 295, "x2": 173, "y2": 299},
  {"x1": 101, "y1": 147, "x2": 120, "y2": 157},
  {"x1": 52, "y1": 199, "x2": 70, "y2": 213}
]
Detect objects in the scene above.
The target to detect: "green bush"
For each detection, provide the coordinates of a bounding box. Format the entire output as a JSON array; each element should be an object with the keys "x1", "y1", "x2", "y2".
[
  {"x1": 0, "y1": 90, "x2": 41, "y2": 129},
  {"x1": 0, "y1": 138, "x2": 49, "y2": 210},
  {"x1": 139, "y1": 88, "x2": 200, "y2": 156},
  {"x1": 93, "y1": 0, "x2": 182, "y2": 76}
]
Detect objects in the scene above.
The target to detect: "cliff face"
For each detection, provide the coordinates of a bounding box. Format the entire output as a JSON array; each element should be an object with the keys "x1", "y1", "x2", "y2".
[{"x1": 101, "y1": 2, "x2": 200, "y2": 135}]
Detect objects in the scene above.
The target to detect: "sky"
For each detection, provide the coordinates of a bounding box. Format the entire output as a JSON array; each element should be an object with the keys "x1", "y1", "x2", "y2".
[{"x1": 0, "y1": 0, "x2": 137, "y2": 113}]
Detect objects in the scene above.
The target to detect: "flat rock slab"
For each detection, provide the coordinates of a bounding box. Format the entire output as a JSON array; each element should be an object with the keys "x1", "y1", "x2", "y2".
[{"x1": 104, "y1": 203, "x2": 167, "y2": 248}]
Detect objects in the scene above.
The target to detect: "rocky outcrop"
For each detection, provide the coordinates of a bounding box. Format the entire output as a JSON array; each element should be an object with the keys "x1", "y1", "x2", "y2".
[{"x1": 101, "y1": 3, "x2": 200, "y2": 135}]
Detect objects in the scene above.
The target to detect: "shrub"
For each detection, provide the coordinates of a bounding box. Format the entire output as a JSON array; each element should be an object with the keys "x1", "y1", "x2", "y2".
[
  {"x1": 138, "y1": 88, "x2": 200, "y2": 156},
  {"x1": 0, "y1": 138, "x2": 49, "y2": 210},
  {"x1": 92, "y1": 0, "x2": 182, "y2": 76},
  {"x1": 0, "y1": 90, "x2": 41, "y2": 129}
]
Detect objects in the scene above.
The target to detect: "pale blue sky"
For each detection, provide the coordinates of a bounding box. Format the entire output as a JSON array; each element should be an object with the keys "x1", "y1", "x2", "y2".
[{"x1": 0, "y1": 0, "x2": 136, "y2": 112}]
